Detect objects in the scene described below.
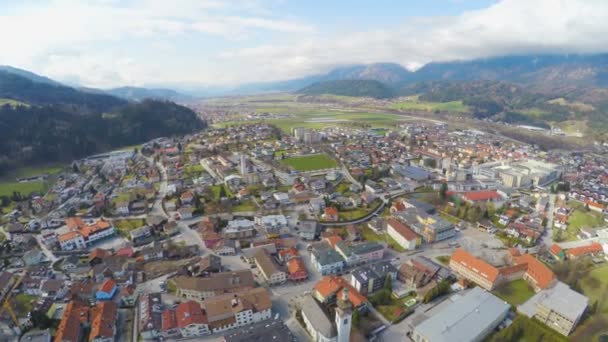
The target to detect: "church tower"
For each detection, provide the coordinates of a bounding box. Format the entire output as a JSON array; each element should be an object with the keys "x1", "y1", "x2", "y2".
[{"x1": 335, "y1": 287, "x2": 353, "y2": 342}]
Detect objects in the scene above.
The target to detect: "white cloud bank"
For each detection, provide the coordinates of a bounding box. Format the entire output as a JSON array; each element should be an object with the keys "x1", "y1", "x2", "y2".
[{"x1": 1, "y1": 0, "x2": 608, "y2": 87}]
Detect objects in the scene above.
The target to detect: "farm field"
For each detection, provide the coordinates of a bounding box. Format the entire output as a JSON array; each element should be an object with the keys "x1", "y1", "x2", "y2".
[
  {"x1": 389, "y1": 98, "x2": 468, "y2": 113},
  {"x1": 280, "y1": 154, "x2": 338, "y2": 171}
]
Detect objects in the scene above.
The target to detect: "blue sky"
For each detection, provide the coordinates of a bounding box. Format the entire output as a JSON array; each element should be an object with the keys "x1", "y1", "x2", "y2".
[{"x1": 0, "y1": 0, "x2": 606, "y2": 88}]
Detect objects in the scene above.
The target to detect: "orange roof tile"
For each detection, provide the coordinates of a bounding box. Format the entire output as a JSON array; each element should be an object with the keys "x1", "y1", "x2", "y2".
[
  {"x1": 162, "y1": 309, "x2": 178, "y2": 331},
  {"x1": 176, "y1": 301, "x2": 207, "y2": 328},
  {"x1": 287, "y1": 258, "x2": 307, "y2": 275},
  {"x1": 450, "y1": 249, "x2": 500, "y2": 283},
  {"x1": 325, "y1": 207, "x2": 338, "y2": 216},
  {"x1": 89, "y1": 301, "x2": 117, "y2": 341},
  {"x1": 387, "y1": 219, "x2": 419, "y2": 241},
  {"x1": 567, "y1": 242, "x2": 603, "y2": 257},
  {"x1": 549, "y1": 244, "x2": 563, "y2": 255},
  {"x1": 99, "y1": 279, "x2": 116, "y2": 294},
  {"x1": 514, "y1": 254, "x2": 556, "y2": 290},
  {"x1": 314, "y1": 276, "x2": 367, "y2": 307},
  {"x1": 58, "y1": 231, "x2": 82, "y2": 243},
  {"x1": 324, "y1": 235, "x2": 343, "y2": 248}
]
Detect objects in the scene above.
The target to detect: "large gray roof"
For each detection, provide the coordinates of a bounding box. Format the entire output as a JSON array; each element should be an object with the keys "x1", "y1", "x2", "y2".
[
  {"x1": 414, "y1": 287, "x2": 509, "y2": 342},
  {"x1": 301, "y1": 295, "x2": 336, "y2": 338},
  {"x1": 518, "y1": 281, "x2": 588, "y2": 322}
]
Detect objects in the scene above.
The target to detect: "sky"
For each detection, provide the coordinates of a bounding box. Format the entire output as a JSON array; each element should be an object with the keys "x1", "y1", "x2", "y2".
[{"x1": 1, "y1": 0, "x2": 608, "y2": 89}]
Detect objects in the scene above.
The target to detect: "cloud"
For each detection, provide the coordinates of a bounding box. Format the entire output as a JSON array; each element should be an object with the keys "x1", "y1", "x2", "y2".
[
  {"x1": 1, "y1": 0, "x2": 608, "y2": 87},
  {"x1": 221, "y1": 0, "x2": 608, "y2": 83}
]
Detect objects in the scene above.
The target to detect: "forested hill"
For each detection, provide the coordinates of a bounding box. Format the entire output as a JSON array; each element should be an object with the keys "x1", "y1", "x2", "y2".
[
  {"x1": 0, "y1": 70, "x2": 126, "y2": 113},
  {"x1": 0, "y1": 99, "x2": 206, "y2": 174},
  {"x1": 299, "y1": 80, "x2": 395, "y2": 99}
]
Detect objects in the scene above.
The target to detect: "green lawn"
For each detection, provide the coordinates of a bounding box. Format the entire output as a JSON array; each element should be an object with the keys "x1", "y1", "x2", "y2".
[
  {"x1": 0, "y1": 180, "x2": 49, "y2": 197},
  {"x1": 113, "y1": 218, "x2": 146, "y2": 237},
  {"x1": 335, "y1": 182, "x2": 351, "y2": 194},
  {"x1": 375, "y1": 296, "x2": 415, "y2": 322},
  {"x1": 436, "y1": 255, "x2": 450, "y2": 266},
  {"x1": 13, "y1": 294, "x2": 37, "y2": 318},
  {"x1": 111, "y1": 192, "x2": 132, "y2": 205},
  {"x1": 232, "y1": 200, "x2": 257, "y2": 212},
  {"x1": 572, "y1": 265, "x2": 608, "y2": 341},
  {"x1": 338, "y1": 208, "x2": 369, "y2": 221},
  {"x1": 361, "y1": 226, "x2": 406, "y2": 252},
  {"x1": 280, "y1": 154, "x2": 338, "y2": 171},
  {"x1": 493, "y1": 279, "x2": 536, "y2": 306},
  {"x1": 568, "y1": 209, "x2": 604, "y2": 230},
  {"x1": 389, "y1": 98, "x2": 468, "y2": 113},
  {"x1": 210, "y1": 184, "x2": 233, "y2": 200},
  {"x1": 7, "y1": 164, "x2": 63, "y2": 179}
]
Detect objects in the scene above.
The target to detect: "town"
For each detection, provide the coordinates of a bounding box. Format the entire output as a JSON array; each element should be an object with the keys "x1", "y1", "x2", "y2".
[{"x1": 1, "y1": 118, "x2": 607, "y2": 342}]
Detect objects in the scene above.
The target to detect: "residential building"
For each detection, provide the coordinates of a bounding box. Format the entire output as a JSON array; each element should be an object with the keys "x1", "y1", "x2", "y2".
[
  {"x1": 299, "y1": 220, "x2": 318, "y2": 240},
  {"x1": 254, "y1": 250, "x2": 286, "y2": 285},
  {"x1": 313, "y1": 276, "x2": 368, "y2": 310},
  {"x1": 55, "y1": 299, "x2": 90, "y2": 342},
  {"x1": 350, "y1": 261, "x2": 398, "y2": 295},
  {"x1": 222, "y1": 318, "x2": 297, "y2": 342},
  {"x1": 310, "y1": 245, "x2": 345, "y2": 275},
  {"x1": 175, "y1": 301, "x2": 210, "y2": 338},
  {"x1": 138, "y1": 293, "x2": 163, "y2": 340},
  {"x1": 334, "y1": 241, "x2": 384, "y2": 266},
  {"x1": 449, "y1": 249, "x2": 501, "y2": 290},
  {"x1": 58, "y1": 218, "x2": 115, "y2": 250},
  {"x1": 96, "y1": 279, "x2": 118, "y2": 301},
  {"x1": 518, "y1": 281, "x2": 588, "y2": 336},
  {"x1": 387, "y1": 218, "x2": 420, "y2": 251},
  {"x1": 287, "y1": 258, "x2": 308, "y2": 282},
  {"x1": 89, "y1": 301, "x2": 117, "y2": 342},
  {"x1": 412, "y1": 287, "x2": 509, "y2": 342},
  {"x1": 323, "y1": 207, "x2": 339, "y2": 222},
  {"x1": 203, "y1": 287, "x2": 272, "y2": 334},
  {"x1": 173, "y1": 270, "x2": 255, "y2": 301}
]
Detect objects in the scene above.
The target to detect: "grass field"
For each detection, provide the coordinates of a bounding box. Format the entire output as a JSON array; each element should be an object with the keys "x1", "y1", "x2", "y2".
[
  {"x1": 0, "y1": 180, "x2": 49, "y2": 197},
  {"x1": 487, "y1": 314, "x2": 567, "y2": 342},
  {"x1": 559, "y1": 206, "x2": 605, "y2": 241},
  {"x1": 113, "y1": 219, "x2": 146, "y2": 237},
  {"x1": 232, "y1": 200, "x2": 257, "y2": 212},
  {"x1": 435, "y1": 255, "x2": 450, "y2": 265},
  {"x1": 572, "y1": 265, "x2": 608, "y2": 341},
  {"x1": 210, "y1": 184, "x2": 233, "y2": 200},
  {"x1": 389, "y1": 98, "x2": 468, "y2": 113},
  {"x1": 12, "y1": 294, "x2": 37, "y2": 318},
  {"x1": 493, "y1": 279, "x2": 536, "y2": 306},
  {"x1": 361, "y1": 226, "x2": 406, "y2": 252},
  {"x1": 280, "y1": 154, "x2": 338, "y2": 171},
  {"x1": 216, "y1": 110, "x2": 409, "y2": 134}
]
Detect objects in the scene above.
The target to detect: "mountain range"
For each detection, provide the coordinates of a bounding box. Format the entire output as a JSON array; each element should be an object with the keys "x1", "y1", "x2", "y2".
[{"x1": 226, "y1": 54, "x2": 608, "y2": 95}]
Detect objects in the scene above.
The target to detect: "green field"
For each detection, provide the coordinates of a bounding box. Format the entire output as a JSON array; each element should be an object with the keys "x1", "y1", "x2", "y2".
[
  {"x1": 558, "y1": 205, "x2": 606, "y2": 241},
  {"x1": 232, "y1": 200, "x2": 257, "y2": 212},
  {"x1": 216, "y1": 110, "x2": 410, "y2": 134},
  {"x1": 0, "y1": 98, "x2": 28, "y2": 107},
  {"x1": 0, "y1": 180, "x2": 49, "y2": 197},
  {"x1": 113, "y1": 218, "x2": 146, "y2": 237},
  {"x1": 361, "y1": 226, "x2": 406, "y2": 252},
  {"x1": 493, "y1": 279, "x2": 536, "y2": 306},
  {"x1": 573, "y1": 265, "x2": 608, "y2": 341},
  {"x1": 390, "y1": 98, "x2": 468, "y2": 113},
  {"x1": 280, "y1": 154, "x2": 338, "y2": 171}
]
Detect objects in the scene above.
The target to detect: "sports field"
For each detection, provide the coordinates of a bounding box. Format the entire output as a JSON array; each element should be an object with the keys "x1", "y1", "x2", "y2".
[{"x1": 280, "y1": 154, "x2": 338, "y2": 171}]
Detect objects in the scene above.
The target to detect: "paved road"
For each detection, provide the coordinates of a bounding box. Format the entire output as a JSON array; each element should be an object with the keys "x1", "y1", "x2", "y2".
[{"x1": 542, "y1": 193, "x2": 556, "y2": 247}]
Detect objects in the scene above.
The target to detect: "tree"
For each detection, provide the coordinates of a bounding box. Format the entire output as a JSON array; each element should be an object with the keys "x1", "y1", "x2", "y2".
[
  {"x1": 30, "y1": 310, "x2": 54, "y2": 329},
  {"x1": 440, "y1": 182, "x2": 448, "y2": 200},
  {"x1": 72, "y1": 163, "x2": 79, "y2": 173},
  {"x1": 219, "y1": 185, "x2": 227, "y2": 199},
  {"x1": 384, "y1": 275, "x2": 392, "y2": 291},
  {"x1": 352, "y1": 309, "x2": 360, "y2": 327}
]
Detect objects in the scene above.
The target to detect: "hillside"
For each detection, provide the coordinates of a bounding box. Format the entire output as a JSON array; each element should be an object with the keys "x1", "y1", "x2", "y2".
[
  {"x1": 106, "y1": 86, "x2": 190, "y2": 102},
  {"x1": 0, "y1": 69, "x2": 206, "y2": 174},
  {"x1": 299, "y1": 79, "x2": 395, "y2": 99},
  {"x1": 0, "y1": 70, "x2": 126, "y2": 113}
]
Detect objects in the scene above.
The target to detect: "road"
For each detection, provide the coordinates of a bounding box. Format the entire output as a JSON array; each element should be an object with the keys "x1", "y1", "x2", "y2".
[
  {"x1": 340, "y1": 164, "x2": 362, "y2": 188},
  {"x1": 34, "y1": 234, "x2": 58, "y2": 262},
  {"x1": 541, "y1": 193, "x2": 556, "y2": 247}
]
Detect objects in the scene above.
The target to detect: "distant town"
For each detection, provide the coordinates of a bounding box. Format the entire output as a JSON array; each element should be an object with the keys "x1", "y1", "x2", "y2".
[{"x1": 1, "y1": 116, "x2": 607, "y2": 342}]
